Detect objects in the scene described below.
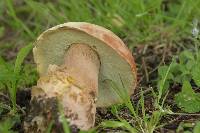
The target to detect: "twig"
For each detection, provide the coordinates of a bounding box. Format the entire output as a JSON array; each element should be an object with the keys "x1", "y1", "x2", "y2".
[
  {"x1": 148, "y1": 45, "x2": 167, "y2": 75},
  {"x1": 156, "y1": 116, "x2": 182, "y2": 129},
  {"x1": 0, "y1": 92, "x2": 9, "y2": 100},
  {"x1": 142, "y1": 57, "x2": 149, "y2": 82}
]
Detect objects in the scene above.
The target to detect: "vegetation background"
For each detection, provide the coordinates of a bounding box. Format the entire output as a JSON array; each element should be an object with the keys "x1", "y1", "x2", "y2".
[{"x1": 0, "y1": 0, "x2": 200, "y2": 133}]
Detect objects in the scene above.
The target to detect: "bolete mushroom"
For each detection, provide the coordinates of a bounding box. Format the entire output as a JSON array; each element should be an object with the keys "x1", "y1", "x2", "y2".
[{"x1": 27, "y1": 22, "x2": 137, "y2": 131}]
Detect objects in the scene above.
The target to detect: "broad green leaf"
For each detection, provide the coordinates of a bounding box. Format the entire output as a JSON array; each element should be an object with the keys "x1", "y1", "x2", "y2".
[
  {"x1": 178, "y1": 65, "x2": 189, "y2": 75},
  {"x1": 194, "y1": 121, "x2": 200, "y2": 133},
  {"x1": 179, "y1": 73, "x2": 192, "y2": 84},
  {"x1": 191, "y1": 64, "x2": 200, "y2": 87},
  {"x1": 197, "y1": 51, "x2": 200, "y2": 62},
  {"x1": 179, "y1": 50, "x2": 194, "y2": 64},
  {"x1": 174, "y1": 64, "x2": 190, "y2": 84},
  {"x1": 101, "y1": 120, "x2": 137, "y2": 133},
  {"x1": 101, "y1": 120, "x2": 125, "y2": 128},
  {"x1": 170, "y1": 62, "x2": 180, "y2": 74},
  {"x1": 175, "y1": 81, "x2": 200, "y2": 113},
  {"x1": 186, "y1": 60, "x2": 196, "y2": 70}
]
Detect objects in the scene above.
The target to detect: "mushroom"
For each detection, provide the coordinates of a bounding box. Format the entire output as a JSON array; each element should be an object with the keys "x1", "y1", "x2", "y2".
[{"x1": 28, "y1": 22, "x2": 137, "y2": 131}]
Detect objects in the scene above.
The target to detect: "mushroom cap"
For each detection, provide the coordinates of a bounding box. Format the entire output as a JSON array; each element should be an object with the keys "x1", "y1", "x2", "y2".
[{"x1": 33, "y1": 22, "x2": 137, "y2": 107}]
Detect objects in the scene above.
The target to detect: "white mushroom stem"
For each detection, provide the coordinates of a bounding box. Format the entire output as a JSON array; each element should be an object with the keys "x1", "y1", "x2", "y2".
[{"x1": 32, "y1": 44, "x2": 100, "y2": 130}]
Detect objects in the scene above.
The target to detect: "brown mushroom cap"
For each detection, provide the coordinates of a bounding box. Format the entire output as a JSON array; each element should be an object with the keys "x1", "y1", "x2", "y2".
[{"x1": 33, "y1": 22, "x2": 137, "y2": 107}]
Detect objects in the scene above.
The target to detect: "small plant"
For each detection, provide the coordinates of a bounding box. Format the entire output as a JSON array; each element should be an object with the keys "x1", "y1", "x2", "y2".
[
  {"x1": 157, "y1": 50, "x2": 200, "y2": 113},
  {"x1": 99, "y1": 80, "x2": 169, "y2": 133},
  {"x1": 0, "y1": 43, "x2": 33, "y2": 111},
  {"x1": 175, "y1": 80, "x2": 200, "y2": 113},
  {"x1": 177, "y1": 121, "x2": 200, "y2": 133}
]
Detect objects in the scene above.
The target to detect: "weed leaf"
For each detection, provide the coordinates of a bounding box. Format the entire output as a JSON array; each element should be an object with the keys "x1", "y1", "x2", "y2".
[
  {"x1": 175, "y1": 81, "x2": 200, "y2": 113},
  {"x1": 179, "y1": 50, "x2": 194, "y2": 64},
  {"x1": 191, "y1": 64, "x2": 200, "y2": 87},
  {"x1": 101, "y1": 120, "x2": 125, "y2": 128},
  {"x1": 194, "y1": 121, "x2": 200, "y2": 133},
  {"x1": 101, "y1": 120, "x2": 137, "y2": 133}
]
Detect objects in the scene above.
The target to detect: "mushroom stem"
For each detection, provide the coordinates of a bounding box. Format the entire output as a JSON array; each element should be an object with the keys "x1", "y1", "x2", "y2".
[
  {"x1": 64, "y1": 43, "x2": 100, "y2": 100},
  {"x1": 26, "y1": 44, "x2": 100, "y2": 131},
  {"x1": 62, "y1": 43, "x2": 100, "y2": 129}
]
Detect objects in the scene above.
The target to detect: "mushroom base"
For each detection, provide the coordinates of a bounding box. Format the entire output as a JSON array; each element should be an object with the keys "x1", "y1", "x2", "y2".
[
  {"x1": 24, "y1": 96, "x2": 64, "y2": 133},
  {"x1": 27, "y1": 44, "x2": 100, "y2": 131}
]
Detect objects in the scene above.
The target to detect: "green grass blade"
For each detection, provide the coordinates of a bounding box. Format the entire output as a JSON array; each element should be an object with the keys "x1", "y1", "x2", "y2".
[
  {"x1": 46, "y1": 120, "x2": 54, "y2": 133},
  {"x1": 10, "y1": 43, "x2": 33, "y2": 110},
  {"x1": 101, "y1": 120, "x2": 137, "y2": 133},
  {"x1": 58, "y1": 103, "x2": 70, "y2": 133},
  {"x1": 6, "y1": 0, "x2": 35, "y2": 38},
  {"x1": 157, "y1": 62, "x2": 172, "y2": 105},
  {"x1": 14, "y1": 43, "x2": 33, "y2": 75}
]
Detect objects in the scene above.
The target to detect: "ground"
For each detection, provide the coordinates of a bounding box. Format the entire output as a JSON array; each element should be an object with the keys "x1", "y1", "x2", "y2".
[{"x1": 1, "y1": 0, "x2": 200, "y2": 133}]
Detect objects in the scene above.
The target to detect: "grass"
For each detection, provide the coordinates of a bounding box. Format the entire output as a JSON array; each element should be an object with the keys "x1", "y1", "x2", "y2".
[
  {"x1": 1, "y1": 0, "x2": 200, "y2": 46},
  {"x1": 98, "y1": 73, "x2": 171, "y2": 133},
  {"x1": 1, "y1": 0, "x2": 200, "y2": 132},
  {"x1": 0, "y1": 43, "x2": 33, "y2": 112}
]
